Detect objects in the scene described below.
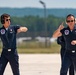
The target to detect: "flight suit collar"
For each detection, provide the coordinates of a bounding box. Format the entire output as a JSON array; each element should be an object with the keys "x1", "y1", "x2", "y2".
[
  {"x1": 2, "y1": 26, "x2": 10, "y2": 30},
  {"x1": 66, "y1": 26, "x2": 76, "y2": 32}
]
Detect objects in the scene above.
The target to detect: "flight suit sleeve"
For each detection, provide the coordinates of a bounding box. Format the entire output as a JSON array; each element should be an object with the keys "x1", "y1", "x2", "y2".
[
  {"x1": 58, "y1": 29, "x2": 65, "y2": 46},
  {"x1": 57, "y1": 36, "x2": 65, "y2": 46},
  {"x1": 14, "y1": 25, "x2": 20, "y2": 33},
  {"x1": 57, "y1": 36, "x2": 63, "y2": 44},
  {"x1": 60, "y1": 29, "x2": 64, "y2": 34}
]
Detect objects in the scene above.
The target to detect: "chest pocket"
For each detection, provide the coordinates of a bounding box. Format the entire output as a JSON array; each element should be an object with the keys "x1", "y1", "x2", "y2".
[
  {"x1": 73, "y1": 30, "x2": 76, "y2": 34},
  {"x1": 7, "y1": 29, "x2": 15, "y2": 39},
  {"x1": 70, "y1": 30, "x2": 76, "y2": 40}
]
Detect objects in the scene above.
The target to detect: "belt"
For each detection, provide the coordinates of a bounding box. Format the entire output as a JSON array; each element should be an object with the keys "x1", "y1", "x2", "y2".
[
  {"x1": 8, "y1": 49, "x2": 11, "y2": 52},
  {"x1": 3, "y1": 48, "x2": 15, "y2": 52},
  {"x1": 67, "y1": 50, "x2": 76, "y2": 53},
  {"x1": 71, "y1": 50, "x2": 75, "y2": 53}
]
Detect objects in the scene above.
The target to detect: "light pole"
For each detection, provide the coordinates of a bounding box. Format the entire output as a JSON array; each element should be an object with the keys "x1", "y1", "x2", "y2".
[{"x1": 39, "y1": 0, "x2": 47, "y2": 47}]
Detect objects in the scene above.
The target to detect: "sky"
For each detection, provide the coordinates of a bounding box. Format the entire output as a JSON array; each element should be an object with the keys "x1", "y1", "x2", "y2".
[{"x1": 0, "y1": 0, "x2": 76, "y2": 8}]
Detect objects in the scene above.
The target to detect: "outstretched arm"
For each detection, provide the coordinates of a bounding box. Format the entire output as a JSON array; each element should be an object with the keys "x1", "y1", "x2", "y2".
[{"x1": 17, "y1": 27, "x2": 28, "y2": 33}]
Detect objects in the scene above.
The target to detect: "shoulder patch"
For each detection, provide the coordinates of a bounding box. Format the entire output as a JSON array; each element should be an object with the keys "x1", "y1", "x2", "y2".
[
  {"x1": 1, "y1": 29, "x2": 5, "y2": 35},
  {"x1": 64, "y1": 30, "x2": 69, "y2": 35}
]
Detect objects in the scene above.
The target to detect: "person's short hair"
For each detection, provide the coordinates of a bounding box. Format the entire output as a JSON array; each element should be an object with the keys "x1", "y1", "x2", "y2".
[
  {"x1": 66, "y1": 14, "x2": 75, "y2": 21},
  {"x1": 0, "y1": 13, "x2": 10, "y2": 24}
]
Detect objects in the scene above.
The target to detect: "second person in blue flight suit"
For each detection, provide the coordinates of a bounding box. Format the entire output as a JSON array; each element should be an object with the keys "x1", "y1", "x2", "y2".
[
  {"x1": 52, "y1": 14, "x2": 76, "y2": 75},
  {"x1": 57, "y1": 36, "x2": 74, "y2": 75},
  {"x1": 0, "y1": 13, "x2": 28, "y2": 75}
]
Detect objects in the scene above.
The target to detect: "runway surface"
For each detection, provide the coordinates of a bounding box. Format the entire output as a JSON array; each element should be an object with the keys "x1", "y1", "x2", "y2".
[{"x1": 4, "y1": 54, "x2": 61, "y2": 75}]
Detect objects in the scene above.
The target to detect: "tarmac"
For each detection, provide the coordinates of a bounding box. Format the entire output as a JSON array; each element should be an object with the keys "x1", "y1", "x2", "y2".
[{"x1": 4, "y1": 54, "x2": 61, "y2": 75}]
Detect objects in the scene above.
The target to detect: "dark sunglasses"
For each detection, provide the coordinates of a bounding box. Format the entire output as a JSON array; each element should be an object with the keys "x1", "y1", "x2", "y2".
[
  {"x1": 6, "y1": 19, "x2": 11, "y2": 21},
  {"x1": 66, "y1": 20, "x2": 75, "y2": 23}
]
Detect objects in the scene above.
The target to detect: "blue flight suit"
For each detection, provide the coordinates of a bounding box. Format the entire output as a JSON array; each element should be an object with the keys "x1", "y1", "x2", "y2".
[
  {"x1": 0, "y1": 25, "x2": 20, "y2": 75},
  {"x1": 57, "y1": 36, "x2": 74, "y2": 75},
  {"x1": 57, "y1": 36, "x2": 65, "y2": 60},
  {"x1": 60, "y1": 26, "x2": 76, "y2": 75}
]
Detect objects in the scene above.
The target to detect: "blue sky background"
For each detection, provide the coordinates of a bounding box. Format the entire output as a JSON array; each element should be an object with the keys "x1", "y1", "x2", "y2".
[{"x1": 0, "y1": 0, "x2": 76, "y2": 8}]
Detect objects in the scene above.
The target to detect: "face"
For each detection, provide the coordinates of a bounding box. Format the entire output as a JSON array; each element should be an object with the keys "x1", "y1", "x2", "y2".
[
  {"x1": 66, "y1": 16, "x2": 75, "y2": 30},
  {"x1": 4, "y1": 17, "x2": 11, "y2": 28}
]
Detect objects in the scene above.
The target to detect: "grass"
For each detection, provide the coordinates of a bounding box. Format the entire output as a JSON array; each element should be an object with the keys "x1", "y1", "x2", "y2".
[
  {"x1": 17, "y1": 42, "x2": 61, "y2": 54},
  {"x1": 0, "y1": 41, "x2": 61, "y2": 54}
]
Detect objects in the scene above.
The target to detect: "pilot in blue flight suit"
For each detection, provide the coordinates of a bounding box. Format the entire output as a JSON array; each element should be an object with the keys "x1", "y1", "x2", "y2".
[
  {"x1": 52, "y1": 14, "x2": 76, "y2": 75},
  {"x1": 57, "y1": 36, "x2": 74, "y2": 75},
  {"x1": 0, "y1": 13, "x2": 28, "y2": 75}
]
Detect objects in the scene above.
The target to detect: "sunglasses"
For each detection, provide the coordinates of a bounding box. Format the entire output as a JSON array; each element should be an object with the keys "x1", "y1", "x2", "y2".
[
  {"x1": 5, "y1": 19, "x2": 11, "y2": 21},
  {"x1": 66, "y1": 20, "x2": 75, "y2": 23}
]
